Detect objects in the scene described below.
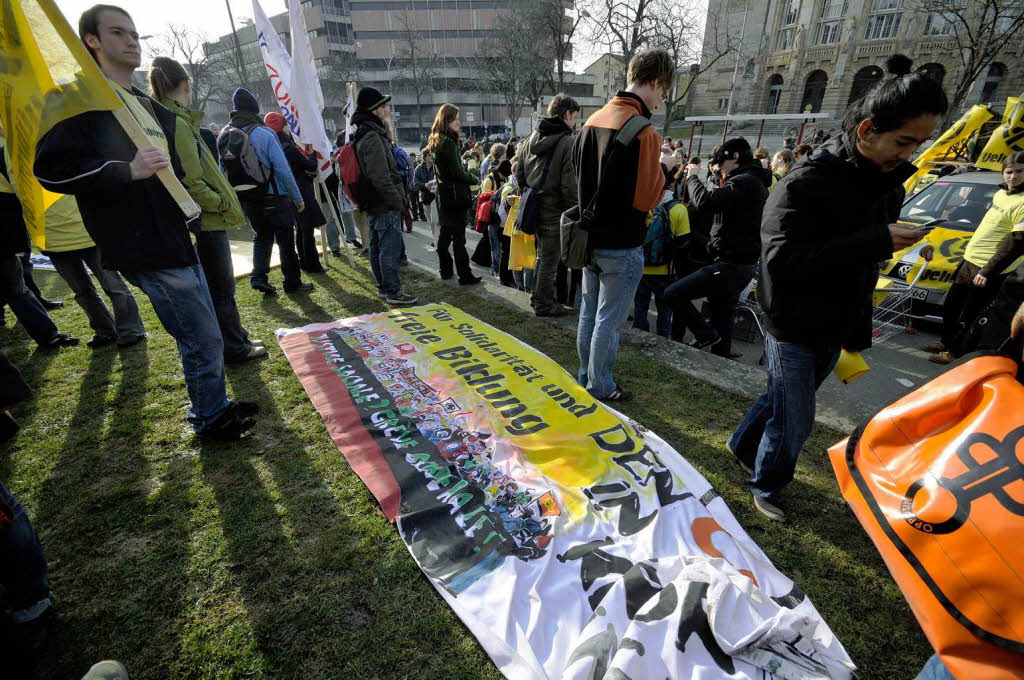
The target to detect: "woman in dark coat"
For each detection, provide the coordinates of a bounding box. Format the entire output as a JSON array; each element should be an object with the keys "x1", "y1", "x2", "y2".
[
  {"x1": 426, "y1": 104, "x2": 482, "y2": 285},
  {"x1": 266, "y1": 113, "x2": 325, "y2": 273}
]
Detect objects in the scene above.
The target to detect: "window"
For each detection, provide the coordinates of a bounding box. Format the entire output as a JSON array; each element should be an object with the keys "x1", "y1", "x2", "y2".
[
  {"x1": 848, "y1": 65, "x2": 883, "y2": 104},
  {"x1": 901, "y1": 181, "x2": 996, "y2": 227},
  {"x1": 817, "y1": 0, "x2": 846, "y2": 42},
  {"x1": 917, "y1": 63, "x2": 945, "y2": 86},
  {"x1": 766, "y1": 74, "x2": 784, "y2": 114},
  {"x1": 864, "y1": 0, "x2": 902, "y2": 39},
  {"x1": 776, "y1": 0, "x2": 800, "y2": 51},
  {"x1": 923, "y1": 12, "x2": 953, "y2": 35},
  {"x1": 800, "y1": 70, "x2": 828, "y2": 113},
  {"x1": 981, "y1": 62, "x2": 1004, "y2": 102}
]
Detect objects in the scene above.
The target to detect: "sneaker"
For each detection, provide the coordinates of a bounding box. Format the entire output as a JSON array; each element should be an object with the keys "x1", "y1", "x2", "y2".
[
  {"x1": 458, "y1": 275, "x2": 483, "y2": 286},
  {"x1": 232, "y1": 400, "x2": 260, "y2": 418},
  {"x1": 198, "y1": 406, "x2": 256, "y2": 441},
  {"x1": 226, "y1": 344, "x2": 268, "y2": 363},
  {"x1": 116, "y1": 333, "x2": 148, "y2": 348},
  {"x1": 41, "y1": 332, "x2": 79, "y2": 349},
  {"x1": 686, "y1": 334, "x2": 720, "y2": 350},
  {"x1": 39, "y1": 297, "x2": 63, "y2": 310},
  {"x1": 347, "y1": 238, "x2": 363, "y2": 249},
  {"x1": 87, "y1": 334, "x2": 118, "y2": 349},
  {"x1": 601, "y1": 385, "x2": 633, "y2": 402},
  {"x1": 928, "y1": 351, "x2": 955, "y2": 365},
  {"x1": 252, "y1": 282, "x2": 277, "y2": 295},
  {"x1": 725, "y1": 440, "x2": 753, "y2": 475},
  {"x1": 386, "y1": 292, "x2": 418, "y2": 306},
  {"x1": 920, "y1": 341, "x2": 946, "y2": 354},
  {"x1": 250, "y1": 338, "x2": 266, "y2": 348},
  {"x1": 284, "y1": 282, "x2": 314, "y2": 293},
  {"x1": 536, "y1": 306, "x2": 571, "y2": 318},
  {"x1": 331, "y1": 249, "x2": 343, "y2": 258},
  {"x1": 752, "y1": 493, "x2": 787, "y2": 522},
  {"x1": 81, "y1": 661, "x2": 130, "y2": 680}
]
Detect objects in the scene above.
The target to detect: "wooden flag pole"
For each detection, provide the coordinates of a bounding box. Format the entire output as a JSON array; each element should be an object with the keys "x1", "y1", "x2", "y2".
[
  {"x1": 111, "y1": 107, "x2": 201, "y2": 221},
  {"x1": 317, "y1": 179, "x2": 354, "y2": 267}
]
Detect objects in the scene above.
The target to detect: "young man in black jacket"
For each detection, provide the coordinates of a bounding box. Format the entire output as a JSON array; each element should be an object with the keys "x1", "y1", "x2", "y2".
[
  {"x1": 34, "y1": 5, "x2": 256, "y2": 440},
  {"x1": 664, "y1": 138, "x2": 771, "y2": 358},
  {"x1": 728, "y1": 56, "x2": 944, "y2": 521}
]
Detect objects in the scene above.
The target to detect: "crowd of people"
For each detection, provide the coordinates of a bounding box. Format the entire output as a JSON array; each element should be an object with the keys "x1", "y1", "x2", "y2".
[{"x1": 2, "y1": 3, "x2": 1024, "y2": 678}]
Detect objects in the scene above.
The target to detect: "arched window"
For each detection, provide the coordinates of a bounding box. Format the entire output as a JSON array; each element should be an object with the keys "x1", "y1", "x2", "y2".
[
  {"x1": 981, "y1": 62, "x2": 1005, "y2": 103},
  {"x1": 848, "y1": 65, "x2": 883, "y2": 105},
  {"x1": 766, "y1": 74, "x2": 784, "y2": 114},
  {"x1": 917, "y1": 63, "x2": 945, "y2": 86},
  {"x1": 800, "y1": 70, "x2": 828, "y2": 113},
  {"x1": 744, "y1": 58, "x2": 755, "y2": 78}
]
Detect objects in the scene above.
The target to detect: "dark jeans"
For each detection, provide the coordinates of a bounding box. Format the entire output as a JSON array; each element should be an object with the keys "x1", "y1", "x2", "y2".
[
  {"x1": 195, "y1": 231, "x2": 252, "y2": 361},
  {"x1": 294, "y1": 211, "x2": 324, "y2": 272},
  {"x1": 411, "y1": 189, "x2": 425, "y2": 220},
  {"x1": 243, "y1": 196, "x2": 302, "y2": 289},
  {"x1": 728, "y1": 333, "x2": 839, "y2": 504},
  {"x1": 123, "y1": 263, "x2": 229, "y2": 432},
  {"x1": 664, "y1": 261, "x2": 756, "y2": 354},
  {"x1": 487, "y1": 223, "x2": 503, "y2": 276},
  {"x1": 368, "y1": 211, "x2": 404, "y2": 296},
  {"x1": 46, "y1": 246, "x2": 145, "y2": 342},
  {"x1": 0, "y1": 480, "x2": 51, "y2": 623},
  {"x1": 437, "y1": 221, "x2": 473, "y2": 281},
  {"x1": 633, "y1": 274, "x2": 674, "y2": 338},
  {"x1": 941, "y1": 260, "x2": 1006, "y2": 354},
  {"x1": 531, "y1": 222, "x2": 561, "y2": 314},
  {"x1": 0, "y1": 255, "x2": 58, "y2": 345}
]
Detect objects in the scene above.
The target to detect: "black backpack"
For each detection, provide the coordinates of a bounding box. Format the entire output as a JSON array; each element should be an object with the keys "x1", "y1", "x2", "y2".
[{"x1": 217, "y1": 124, "x2": 272, "y2": 200}]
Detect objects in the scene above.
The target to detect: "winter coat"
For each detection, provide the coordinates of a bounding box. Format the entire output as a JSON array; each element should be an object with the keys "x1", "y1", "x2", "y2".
[
  {"x1": 34, "y1": 87, "x2": 199, "y2": 273},
  {"x1": 161, "y1": 97, "x2": 246, "y2": 232},
  {"x1": 757, "y1": 137, "x2": 912, "y2": 352},
  {"x1": 686, "y1": 160, "x2": 772, "y2": 265},
  {"x1": 225, "y1": 111, "x2": 302, "y2": 205},
  {"x1": 515, "y1": 116, "x2": 578, "y2": 227},
  {"x1": 283, "y1": 139, "x2": 326, "y2": 227},
  {"x1": 432, "y1": 133, "x2": 479, "y2": 227},
  {"x1": 413, "y1": 162, "x2": 435, "y2": 191},
  {"x1": 352, "y1": 109, "x2": 405, "y2": 214}
]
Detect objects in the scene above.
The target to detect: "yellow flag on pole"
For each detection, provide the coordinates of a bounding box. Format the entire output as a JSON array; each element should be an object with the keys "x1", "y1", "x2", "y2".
[
  {"x1": 0, "y1": 0, "x2": 199, "y2": 249},
  {"x1": 976, "y1": 97, "x2": 1024, "y2": 171},
  {"x1": 903, "y1": 104, "x2": 994, "y2": 195}
]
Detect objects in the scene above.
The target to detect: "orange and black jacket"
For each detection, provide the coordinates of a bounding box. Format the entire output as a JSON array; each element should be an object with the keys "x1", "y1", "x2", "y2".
[{"x1": 572, "y1": 92, "x2": 663, "y2": 250}]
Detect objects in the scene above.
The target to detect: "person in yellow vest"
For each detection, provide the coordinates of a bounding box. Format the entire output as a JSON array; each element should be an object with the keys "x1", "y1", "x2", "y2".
[
  {"x1": 40, "y1": 195, "x2": 146, "y2": 348},
  {"x1": 148, "y1": 57, "x2": 267, "y2": 363},
  {"x1": 924, "y1": 150, "x2": 1024, "y2": 364}
]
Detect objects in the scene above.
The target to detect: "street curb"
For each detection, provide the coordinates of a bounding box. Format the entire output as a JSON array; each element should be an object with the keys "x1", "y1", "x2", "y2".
[{"x1": 404, "y1": 257, "x2": 862, "y2": 435}]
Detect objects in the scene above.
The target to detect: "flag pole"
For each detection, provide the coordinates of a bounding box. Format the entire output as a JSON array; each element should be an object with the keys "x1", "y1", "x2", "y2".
[{"x1": 317, "y1": 179, "x2": 354, "y2": 267}]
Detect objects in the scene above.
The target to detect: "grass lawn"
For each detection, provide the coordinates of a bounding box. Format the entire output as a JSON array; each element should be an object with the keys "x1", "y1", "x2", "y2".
[{"x1": 2, "y1": 260, "x2": 930, "y2": 679}]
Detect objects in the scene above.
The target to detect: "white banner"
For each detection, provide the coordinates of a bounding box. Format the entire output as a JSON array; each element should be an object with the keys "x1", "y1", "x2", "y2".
[
  {"x1": 252, "y1": 0, "x2": 331, "y2": 178},
  {"x1": 287, "y1": 0, "x2": 332, "y2": 179}
]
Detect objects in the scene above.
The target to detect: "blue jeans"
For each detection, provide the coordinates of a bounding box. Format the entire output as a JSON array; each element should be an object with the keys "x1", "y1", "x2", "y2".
[
  {"x1": 0, "y1": 254, "x2": 58, "y2": 345},
  {"x1": 0, "y1": 480, "x2": 51, "y2": 623},
  {"x1": 728, "y1": 333, "x2": 839, "y2": 503},
  {"x1": 243, "y1": 196, "x2": 302, "y2": 289},
  {"x1": 123, "y1": 264, "x2": 230, "y2": 432},
  {"x1": 46, "y1": 246, "x2": 145, "y2": 342},
  {"x1": 196, "y1": 230, "x2": 251, "y2": 361},
  {"x1": 633, "y1": 274, "x2": 674, "y2": 338},
  {"x1": 914, "y1": 655, "x2": 954, "y2": 680},
  {"x1": 340, "y1": 210, "x2": 360, "y2": 243},
  {"x1": 513, "y1": 267, "x2": 534, "y2": 292},
  {"x1": 664, "y1": 261, "x2": 756, "y2": 353},
  {"x1": 368, "y1": 212, "x2": 403, "y2": 296},
  {"x1": 577, "y1": 247, "x2": 644, "y2": 398},
  {"x1": 487, "y1": 223, "x2": 502, "y2": 275}
]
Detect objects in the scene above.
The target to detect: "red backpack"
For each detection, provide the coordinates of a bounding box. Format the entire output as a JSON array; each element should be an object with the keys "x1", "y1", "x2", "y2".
[
  {"x1": 474, "y1": 190, "x2": 498, "y2": 233},
  {"x1": 337, "y1": 128, "x2": 372, "y2": 207}
]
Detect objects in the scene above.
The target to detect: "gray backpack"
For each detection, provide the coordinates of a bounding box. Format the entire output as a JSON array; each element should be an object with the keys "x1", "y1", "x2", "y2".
[{"x1": 217, "y1": 124, "x2": 273, "y2": 199}]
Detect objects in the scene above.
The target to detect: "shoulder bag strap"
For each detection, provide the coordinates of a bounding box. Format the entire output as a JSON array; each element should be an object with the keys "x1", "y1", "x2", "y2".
[{"x1": 584, "y1": 115, "x2": 651, "y2": 214}]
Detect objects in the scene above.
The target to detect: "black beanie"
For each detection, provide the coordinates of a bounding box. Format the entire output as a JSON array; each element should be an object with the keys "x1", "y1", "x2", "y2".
[
  {"x1": 357, "y1": 87, "x2": 391, "y2": 112},
  {"x1": 232, "y1": 88, "x2": 259, "y2": 114},
  {"x1": 496, "y1": 159, "x2": 512, "y2": 177}
]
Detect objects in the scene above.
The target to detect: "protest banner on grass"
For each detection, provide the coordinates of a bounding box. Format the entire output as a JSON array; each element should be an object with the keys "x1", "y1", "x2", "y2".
[{"x1": 278, "y1": 304, "x2": 855, "y2": 679}]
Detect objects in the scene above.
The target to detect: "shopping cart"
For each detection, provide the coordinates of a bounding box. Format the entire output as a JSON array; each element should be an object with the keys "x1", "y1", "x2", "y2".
[{"x1": 871, "y1": 245, "x2": 934, "y2": 343}]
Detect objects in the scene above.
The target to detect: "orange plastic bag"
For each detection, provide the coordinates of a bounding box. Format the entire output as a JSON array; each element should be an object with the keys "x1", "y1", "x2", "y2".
[{"x1": 829, "y1": 355, "x2": 1024, "y2": 679}]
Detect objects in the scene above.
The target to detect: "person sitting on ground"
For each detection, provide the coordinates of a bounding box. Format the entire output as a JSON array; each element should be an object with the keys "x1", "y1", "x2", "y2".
[
  {"x1": 729, "y1": 54, "x2": 944, "y2": 522},
  {"x1": 665, "y1": 138, "x2": 772, "y2": 359},
  {"x1": 923, "y1": 150, "x2": 1024, "y2": 364}
]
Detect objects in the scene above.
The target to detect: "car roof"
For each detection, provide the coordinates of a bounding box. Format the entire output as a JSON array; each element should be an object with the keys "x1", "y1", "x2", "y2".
[{"x1": 933, "y1": 171, "x2": 1002, "y2": 185}]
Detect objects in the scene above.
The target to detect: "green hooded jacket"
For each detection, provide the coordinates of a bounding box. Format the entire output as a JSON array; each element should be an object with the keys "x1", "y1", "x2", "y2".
[{"x1": 160, "y1": 97, "x2": 246, "y2": 232}]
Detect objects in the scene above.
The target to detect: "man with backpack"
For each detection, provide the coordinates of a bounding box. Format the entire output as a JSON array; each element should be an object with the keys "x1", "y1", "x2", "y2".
[
  {"x1": 664, "y1": 138, "x2": 772, "y2": 359},
  {"x1": 347, "y1": 87, "x2": 416, "y2": 305},
  {"x1": 35, "y1": 4, "x2": 257, "y2": 440},
  {"x1": 220, "y1": 88, "x2": 310, "y2": 295},
  {"x1": 516, "y1": 94, "x2": 580, "y2": 318},
  {"x1": 572, "y1": 50, "x2": 672, "y2": 401}
]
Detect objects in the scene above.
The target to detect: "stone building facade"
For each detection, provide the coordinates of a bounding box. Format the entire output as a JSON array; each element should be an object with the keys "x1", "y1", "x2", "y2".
[{"x1": 688, "y1": 0, "x2": 1024, "y2": 118}]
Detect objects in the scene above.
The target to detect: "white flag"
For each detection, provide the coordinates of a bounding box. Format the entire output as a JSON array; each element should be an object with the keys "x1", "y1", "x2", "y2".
[
  {"x1": 252, "y1": 0, "x2": 332, "y2": 179},
  {"x1": 287, "y1": 0, "x2": 333, "y2": 179}
]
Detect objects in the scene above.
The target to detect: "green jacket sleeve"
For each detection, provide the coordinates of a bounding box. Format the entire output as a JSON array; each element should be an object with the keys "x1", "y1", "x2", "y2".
[
  {"x1": 356, "y1": 130, "x2": 405, "y2": 210},
  {"x1": 436, "y1": 137, "x2": 479, "y2": 185},
  {"x1": 175, "y1": 117, "x2": 226, "y2": 214}
]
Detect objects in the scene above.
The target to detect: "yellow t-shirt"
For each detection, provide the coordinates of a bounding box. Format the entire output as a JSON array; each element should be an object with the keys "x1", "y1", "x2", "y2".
[
  {"x1": 963, "y1": 188, "x2": 1024, "y2": 274},
  {"x1": 110, "y1": 79, "x2": 169, "y2": 157},
  {"x1": 643, "y1": 197, "x2": 690, "y2": 276}
]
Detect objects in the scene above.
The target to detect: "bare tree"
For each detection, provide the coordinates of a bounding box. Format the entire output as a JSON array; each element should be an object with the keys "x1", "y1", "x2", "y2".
[
  {"x1": 653, "y1": 2, "x2": 736, "y2": 135},
  {"x1": 584, "y1": 0, "x2": 661, "y2": 89},
  {"x1": 148, "y1": 25, "x2": 219, "y2": 111},
  {"x1": 526, "y1": 0, "x2": 590, "y2": 92},
  {"x1": 477, "y1": 10, "x2": 552, "y2": 137},
  {"x1": 393, "y1": 10, "x2": 441, "y2": 145},
  {"x1": 909, "y1": 0, "x2": 1024, "y2": 129}
]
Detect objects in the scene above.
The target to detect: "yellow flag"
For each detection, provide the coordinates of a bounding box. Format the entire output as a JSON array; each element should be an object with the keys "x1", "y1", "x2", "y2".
[
  {"x1": 0, "y1": 0, "x2": 125, "y2": 249},
  {"x1": 904, "y1": 104, "x2": 994, "y2": 195},
  {"x1": 977, "y1": 97, "x2": 1024, "y2": 171}
]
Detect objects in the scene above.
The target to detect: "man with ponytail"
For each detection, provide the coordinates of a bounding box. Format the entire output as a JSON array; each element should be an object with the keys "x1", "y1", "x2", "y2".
[{"x1": 729, "y1": 55, "x2": 946, "y2": 521}]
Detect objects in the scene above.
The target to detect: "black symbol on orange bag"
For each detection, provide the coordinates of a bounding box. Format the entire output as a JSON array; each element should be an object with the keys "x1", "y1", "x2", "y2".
[{"x1": 901, "y1": 425, "x2": 1024, "y2": 535}]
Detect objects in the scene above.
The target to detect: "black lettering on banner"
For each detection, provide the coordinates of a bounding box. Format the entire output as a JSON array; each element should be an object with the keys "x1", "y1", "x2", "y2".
[
  {"x1": 676, "y1": 582, "x2": 735, "y2": 674},
  {"x1": 584, "y1": 482, "x2": 658, "y2": 536}
]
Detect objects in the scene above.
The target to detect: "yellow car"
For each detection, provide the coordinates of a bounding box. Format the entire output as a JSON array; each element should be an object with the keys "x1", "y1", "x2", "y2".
[{"x1": 879, "y1": 171, "x2": 1002, "y2": 316}]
